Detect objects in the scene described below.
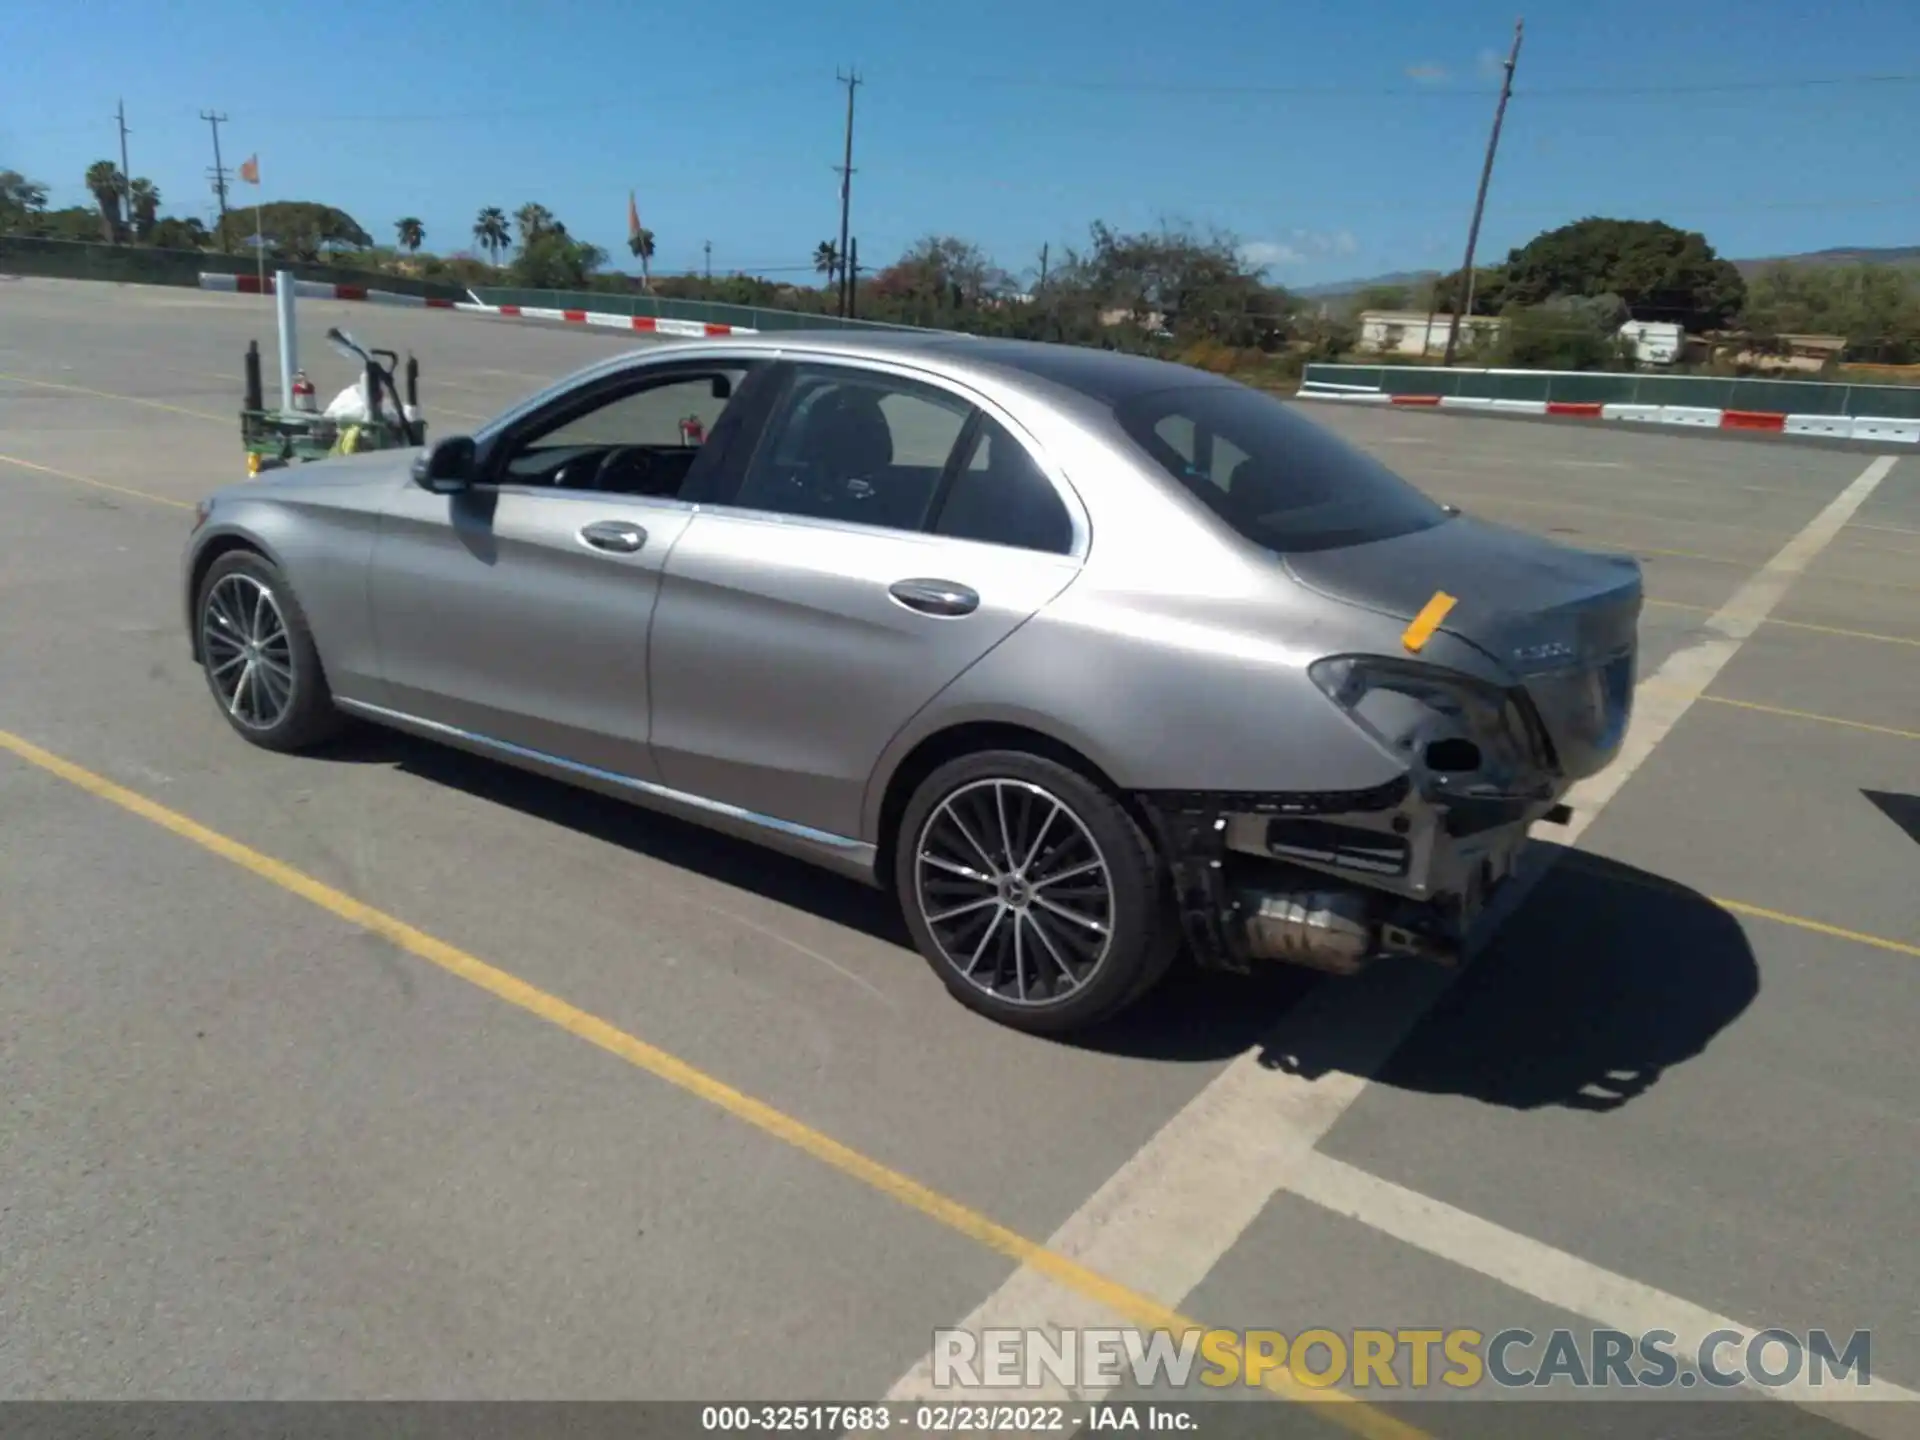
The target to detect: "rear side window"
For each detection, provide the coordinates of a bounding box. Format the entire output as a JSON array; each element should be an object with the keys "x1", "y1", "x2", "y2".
[
  {"x1": 932, "y1": 417, "x2": 1075, "y2": 555},
  {"x1": 1115, "y1": 384, "x2": 1449, "y2": 553}
]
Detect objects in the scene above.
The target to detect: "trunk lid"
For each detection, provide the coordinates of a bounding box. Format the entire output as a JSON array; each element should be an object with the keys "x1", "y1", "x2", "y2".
[{"x1": 1284, "y1": 514, "x2": 1643, "y2": 780}]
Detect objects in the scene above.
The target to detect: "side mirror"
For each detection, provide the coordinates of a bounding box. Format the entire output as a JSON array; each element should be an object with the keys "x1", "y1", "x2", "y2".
[
  {"x1": 412, "y1": 434, "x2": 475, "y2": 493},
  {"x1": 711, "y1": 375, "x2": 732, "y2": 400}
]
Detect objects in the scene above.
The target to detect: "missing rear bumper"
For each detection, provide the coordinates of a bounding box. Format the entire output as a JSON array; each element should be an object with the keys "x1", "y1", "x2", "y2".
[{"x1": 1137, "y1": 778, "x2": 1551, "y2": 976}]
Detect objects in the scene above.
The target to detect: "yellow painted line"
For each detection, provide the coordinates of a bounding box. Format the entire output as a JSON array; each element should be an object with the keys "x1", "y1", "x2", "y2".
[
  {"x1": 0, "y1": 371, "x2": 226, "y2": 424},
  {"x1": 0, "y1": 451, "x2": 193, "y2": 511},
  {"x1": 0, "y1": 725, "x2": 1423, "y2": 1440},
  {"x1": 1641, "y1": 598, "x2": 1920, "y2": 648},
  {"x1": 1696, "y1": 693, "x2": 1920, "y2": 741},
  {"x1": 1711, "y1": 897, "x2": 1920, "y2": 960},
  {"x1": 1400, "y1": 591, "x2": 1456, "y2": 653},
  {"x1": 1558, "y1": 854, "x2": 1919, "y2": 960}
]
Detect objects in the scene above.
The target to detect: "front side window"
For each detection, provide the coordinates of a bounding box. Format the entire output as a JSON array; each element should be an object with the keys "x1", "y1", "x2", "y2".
[
  {"x1": 729, "y1": 366, "x2": 973, "y2": 532},
  {"x1": 1116, "y1": 383, "x2": 1449, "y2": 553},
  {"x1": 497, "y1": 367, "x2": 750, "y2": 497}
]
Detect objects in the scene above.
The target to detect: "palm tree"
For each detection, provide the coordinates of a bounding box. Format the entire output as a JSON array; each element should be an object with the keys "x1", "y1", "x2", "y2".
[
  {"x1": 513, "y1": 202, "x2": 555, "y2": 249},
  {"x1": 814, "y1": 240, "x2": 841, "y2": 287},
  {"x1": 0, "y1": 171, "x2": 49, "y2": 215},
  {"x1": 626, "y1": 226, "x2": 655, "y2": 292},
  {"x1": 128, "y1": 178, "x2": 160, "y2": 242},
  {"x1": 473, "y1": 206, "x2": 509, "y2": 266},
  {"x1": 395, "y1": 216, "x2": 425, "y2": 254},
  {"x1": 84, "y1": 159, "x2": 125, "y2": 243}
]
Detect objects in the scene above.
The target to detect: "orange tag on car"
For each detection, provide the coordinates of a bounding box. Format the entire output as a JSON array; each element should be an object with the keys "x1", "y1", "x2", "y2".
[{"x1": 1401, "y1": 591, "x2": 1457, "y2": 653}]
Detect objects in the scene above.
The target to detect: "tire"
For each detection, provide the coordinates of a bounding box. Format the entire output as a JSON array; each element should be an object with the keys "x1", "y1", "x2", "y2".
[
  {"x1": 894, "y1": 749, "x2": 1180, "y2": 1035},
  {"x1": 194, "y1": 549, "x2": 344, "y2": 753}
]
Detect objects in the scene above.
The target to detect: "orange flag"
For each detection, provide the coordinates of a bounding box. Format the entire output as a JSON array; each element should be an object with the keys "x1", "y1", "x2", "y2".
[{"x1": 238, "y1": 154, "x2": 260, "y2": 185}]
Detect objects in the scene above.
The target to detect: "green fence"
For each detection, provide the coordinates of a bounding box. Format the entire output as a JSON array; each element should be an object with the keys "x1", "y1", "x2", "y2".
[
  {"x1": 1301, "y1": 363, "x2": 1920, "y2": 420},
  {"x1": 0, "y1": 236, "x2": 467, "y2": 302},
  {"x1": 470, "y1": 286, "x2": 935, "y2": 335}
]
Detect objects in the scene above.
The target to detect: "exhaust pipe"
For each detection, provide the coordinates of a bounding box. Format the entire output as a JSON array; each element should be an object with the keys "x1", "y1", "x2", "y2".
[{"x1": 1236, "y1": 888, "x2": 1457, "y2": 975}]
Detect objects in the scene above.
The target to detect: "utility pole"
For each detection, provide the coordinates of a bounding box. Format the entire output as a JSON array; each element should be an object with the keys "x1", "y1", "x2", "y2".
[
  {"x1": 847, "y1": 237, "x2": 859, "y2": 319},
  {"x1": 114, "y1": 99, "x2": 133, "y2": 243},
  {"x1": 833, "y1": 68, "x2": 861, "y2": 319},
  {"x1": 703, "y1": 239, "x2": 712, "y2": 281},
  {"x1": 202, "y1": 110, "x2": 232, "y2": 251},
  {"x1": 1038, "y1": 242, "x2": 1050, "y2": 293},
  {"x1": 1442, "y1": 17, "x2": 1524, "y2": 367}
]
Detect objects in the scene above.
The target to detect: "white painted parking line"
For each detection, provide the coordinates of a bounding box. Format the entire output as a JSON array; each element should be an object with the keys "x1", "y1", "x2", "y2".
[
  {"x1": 1283, "y1": 1153, "x2": 1919, "y2": 1433},
  {"x1": 883, "y1": 456, "x2": 1902, "y2": 1412}
]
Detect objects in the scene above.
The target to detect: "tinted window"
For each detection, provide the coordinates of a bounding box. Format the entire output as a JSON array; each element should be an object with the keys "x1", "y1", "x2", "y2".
[
  {"x1": 932, "y1": 417, "x2": 1075, "y2": 555},
  {"x1": 731, "y1": 366, "x2": 972, "y2": 532},
  {"x1": 1115, "y1": 384, "x2": 1449, "y2": 553}
]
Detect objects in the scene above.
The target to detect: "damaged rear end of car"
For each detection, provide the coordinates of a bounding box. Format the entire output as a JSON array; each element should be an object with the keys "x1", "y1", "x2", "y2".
[{"x1": 1109, "y1": 380, "x2": 1642, "y2": 979}]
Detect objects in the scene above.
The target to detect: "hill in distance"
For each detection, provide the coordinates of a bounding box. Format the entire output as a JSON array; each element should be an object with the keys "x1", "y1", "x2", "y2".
[{"x1": 1297, "y1": 245, "x2": 1920, "y2": 301}]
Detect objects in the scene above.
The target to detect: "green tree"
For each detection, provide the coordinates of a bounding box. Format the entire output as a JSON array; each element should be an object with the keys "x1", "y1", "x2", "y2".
[
  {"x1": 472, "y1": 206, "x2": 510, "y2": 266},
  {"x1": 633, "y1": 224, "x2": 664, "y2": 289},
  {"x1": 395, "y1": 216, "x2": 425, "y2": 254},
  {"x1": 513, "y1": 202, "x2": 555, "y2": 249},
  {"x1": 149, "y1": 215, "x2": 210, "y2": 251},
  {"x1": 1496, "y1": 294, "x2": 1631, "y2": 371},
  {"x1": 127, "y1": 178, "x2": 160, "y2": 242},
  {"x1": 1501, "y1": 217, "x2": 1746, "y2": 332},
  {"x1": 84, "y1": 159, "x2": 125, "y2": 242},
  {"x1": 1429, "y1": 263, "x2": 1510, "y2": 317},
  {"x1": 813, "y1": 240, "x2": 841, "y2": 287},
  {"x1": 0, "y1": 171, "x2": 50, "y2": 233},
  {"x1": 509, "y1": 231, "x2": 605, "y2": 289},
  {"x1": 215, "y1": 201, "x2": 370, "y2": 261}
]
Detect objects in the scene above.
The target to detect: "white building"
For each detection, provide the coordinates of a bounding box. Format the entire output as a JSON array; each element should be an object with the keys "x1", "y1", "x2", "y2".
[
  {"x1": 1617, "y1": 320, "x2": 1685, "y2": 365},
  {"x1": 1358, "y1": 309, "x2": 1505, "y2": 358}
]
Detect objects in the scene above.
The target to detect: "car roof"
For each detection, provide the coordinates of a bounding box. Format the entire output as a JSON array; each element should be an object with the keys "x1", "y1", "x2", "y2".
[{"x1": 658, "y1": 328, "x2": 1237, "y2": 408}]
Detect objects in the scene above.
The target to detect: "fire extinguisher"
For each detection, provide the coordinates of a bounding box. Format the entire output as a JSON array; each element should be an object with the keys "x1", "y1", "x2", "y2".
[{"x1": 291, "y1": 371, "x2": 317, "y2": 413}]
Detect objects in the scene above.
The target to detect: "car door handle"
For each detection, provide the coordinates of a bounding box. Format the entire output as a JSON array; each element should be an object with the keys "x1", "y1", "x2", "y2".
[
  {"x1": 888, "y1": 578, "x2": 979, "y2": 617},
  {"x1": 579, "y1": 520, "x2": 647, "y2": 554}
]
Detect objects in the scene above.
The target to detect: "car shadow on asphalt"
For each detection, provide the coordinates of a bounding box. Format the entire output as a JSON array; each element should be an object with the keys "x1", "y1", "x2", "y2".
[
  {"x1": 316, "y1": 732, "x2": 1758, "y2": 1100},
  {"x1": 318, "y1": 726, "x2": 1322, "y2": 1059},
  {"x1": 1330, "y1": 844, "x2": 1762, "y2": 1112}
]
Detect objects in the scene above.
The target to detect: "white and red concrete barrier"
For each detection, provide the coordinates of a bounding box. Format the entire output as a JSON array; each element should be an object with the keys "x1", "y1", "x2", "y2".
[
  {"x1": 449, "y1": 299, "x2": 756, "y2": 339},
  {"x1": 1295, "y1": 383, "x2": 1920, "y2": 444},
  {"x1": 196, "y1": 273, "x2": 757, "y2": 338}
]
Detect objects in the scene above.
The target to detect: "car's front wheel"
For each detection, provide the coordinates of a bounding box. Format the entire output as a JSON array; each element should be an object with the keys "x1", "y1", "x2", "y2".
[
  {"x1": 895, "y1": 750, "x2": 1179, "y2": 1035},
  {"x1": 195, "y1": 549, "x2": 343, "y2": 752}
]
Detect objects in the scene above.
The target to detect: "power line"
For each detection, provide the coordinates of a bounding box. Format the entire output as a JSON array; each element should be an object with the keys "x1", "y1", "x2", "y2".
[
  {"x1": 201, "y1": 110, "x2": 231, "y2": 251},
  {"x1": 113, "y1": 98, "x2": 132, "y2": 238},
  {"x1": 1445, "y1": 19, "x2": 1524, "y2": 366},
  {"x1": 834, "y1": 67, "x2": 861, "y2": 319}
]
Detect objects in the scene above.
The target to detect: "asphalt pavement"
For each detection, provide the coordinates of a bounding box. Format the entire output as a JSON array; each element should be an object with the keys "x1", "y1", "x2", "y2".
[{"x1": 0, "y1": 279, "x2": 1914, "y2": 1438}]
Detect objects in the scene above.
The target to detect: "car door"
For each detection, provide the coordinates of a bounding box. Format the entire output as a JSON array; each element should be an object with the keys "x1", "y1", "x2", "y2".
[
  {"x1": 646, "y1": 359, "x2": 1085, "y2": 842},
  {"x1": 365, "y1": 359, "x2": 759, "y2": 782}
]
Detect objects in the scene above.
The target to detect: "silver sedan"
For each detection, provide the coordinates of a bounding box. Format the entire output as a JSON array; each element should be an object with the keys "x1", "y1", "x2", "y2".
[{"x1": 183, "y1": 331, "x2": 1641, "y2": 1034}]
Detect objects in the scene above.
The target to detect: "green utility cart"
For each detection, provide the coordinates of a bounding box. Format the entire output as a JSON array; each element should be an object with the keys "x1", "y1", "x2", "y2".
[{"x1": 240, "y1": 327, "x2": 426, "y2": 477}]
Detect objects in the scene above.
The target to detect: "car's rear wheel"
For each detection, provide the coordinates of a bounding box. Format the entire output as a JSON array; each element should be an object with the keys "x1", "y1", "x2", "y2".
[
  {"x1": 196, "y1": 550, "x2": 343, "y2": 753},
  {"x1": 895, "y1": 750, "x2": 1179, "y2": 1034}
]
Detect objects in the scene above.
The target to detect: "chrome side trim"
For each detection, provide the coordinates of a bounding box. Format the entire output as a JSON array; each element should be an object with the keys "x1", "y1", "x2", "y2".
[{"x1": 334, "y1": 697, "x2": 877, "y2": 862}]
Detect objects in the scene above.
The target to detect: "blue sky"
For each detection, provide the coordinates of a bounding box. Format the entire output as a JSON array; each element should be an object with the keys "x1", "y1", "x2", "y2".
[{"x1": 4, "y1": 0, "x2": 1917, "y2": 289}]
